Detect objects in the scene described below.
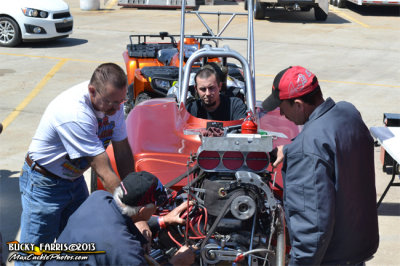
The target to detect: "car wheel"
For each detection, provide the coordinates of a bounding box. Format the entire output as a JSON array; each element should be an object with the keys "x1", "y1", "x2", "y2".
[
  {"x1": 314, "y1": 6, "x2": 328, "y2": 21},
  {"x1": 0, "y1": 17, "x2": 22, "y2": 47},
  {"x1": 333, "y1": 0, "x2": 338, "y2": 6},
  {"x1": 254, "y1": 0, "x2": 265, "y2": 20},
  {"x1": 135, "y1": 91, "x2": 152, "y2": 105},
  {"x1": 337, "y1": 0, "x2": 346, "y2": 8}
]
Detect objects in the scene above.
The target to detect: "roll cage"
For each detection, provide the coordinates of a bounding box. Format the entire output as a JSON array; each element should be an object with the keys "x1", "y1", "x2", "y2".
[{"x1": 175, "y1": 0, "x2": 257, "y2": 114}]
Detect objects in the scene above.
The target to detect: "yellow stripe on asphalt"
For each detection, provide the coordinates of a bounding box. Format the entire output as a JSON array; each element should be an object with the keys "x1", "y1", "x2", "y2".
[
  {"x1": 1, "y1": 59, "x2": 68, "y2": 131},
  {"x1": 331, "y1": 7, "x2": 370, "y2": 28}
]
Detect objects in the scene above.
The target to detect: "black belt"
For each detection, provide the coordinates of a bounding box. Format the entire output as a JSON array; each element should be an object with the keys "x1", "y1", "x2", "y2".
[{"x1": 25, "y1": 154, "x2": 62, "y2": 180}]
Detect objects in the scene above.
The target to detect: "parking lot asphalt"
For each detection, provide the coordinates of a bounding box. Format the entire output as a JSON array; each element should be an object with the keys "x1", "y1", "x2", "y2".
[{"x1": 0, "y1": 1, "x2": 399, "y2": 265}]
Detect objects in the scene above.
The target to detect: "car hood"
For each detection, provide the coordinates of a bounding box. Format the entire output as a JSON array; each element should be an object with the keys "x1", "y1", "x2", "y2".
[{"x1": 16, "y1": 0, "x2": 69, "y2": 11}]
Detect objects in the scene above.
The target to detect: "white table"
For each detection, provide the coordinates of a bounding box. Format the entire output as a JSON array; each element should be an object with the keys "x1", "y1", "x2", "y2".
[{"x1": 370, "y1": 126, "x2": 400, "y2": 207}]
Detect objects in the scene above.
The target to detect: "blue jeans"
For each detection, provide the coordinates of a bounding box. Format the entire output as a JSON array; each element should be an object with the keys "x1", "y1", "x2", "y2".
[{"x1": 17, "y1": 161, "x2": 88, "y2": 265}]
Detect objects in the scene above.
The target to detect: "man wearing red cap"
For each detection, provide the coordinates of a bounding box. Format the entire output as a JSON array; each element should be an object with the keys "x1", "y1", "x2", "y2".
[
  {"x1": 262, "y1": 66, "x2": 379, "y2": 265},
  {"x1": 46, "y1": 171, "x2": 196, "y2": 265}
]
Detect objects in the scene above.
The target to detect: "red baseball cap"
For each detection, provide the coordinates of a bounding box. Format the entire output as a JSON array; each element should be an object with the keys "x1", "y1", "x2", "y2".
[{"x1": 262, "y1": 66, "x2": 320, "y2": 112}]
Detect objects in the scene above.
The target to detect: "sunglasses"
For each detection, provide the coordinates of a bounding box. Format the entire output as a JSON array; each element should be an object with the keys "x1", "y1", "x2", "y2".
[{"x1": 96, "y1": 89, "x2": 127, "y2": 108}]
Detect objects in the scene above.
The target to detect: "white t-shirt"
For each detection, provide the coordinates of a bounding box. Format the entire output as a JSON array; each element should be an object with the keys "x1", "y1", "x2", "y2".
[{"x1": 29, "y1": 81, "x2": 127, "y2": 180}]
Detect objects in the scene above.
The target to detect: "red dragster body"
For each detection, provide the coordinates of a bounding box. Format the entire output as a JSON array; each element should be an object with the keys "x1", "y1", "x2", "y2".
[{"x1": 101, "y1": 99, "x2": 298, "y2": 195}]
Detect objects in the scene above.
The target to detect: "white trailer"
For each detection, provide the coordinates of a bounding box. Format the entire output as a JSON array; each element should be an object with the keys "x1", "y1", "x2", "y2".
[
  {"x1": 246, "y1": 0, "x2": 330, "y2": 21},
  {"x1": 332, "y1": 0, "x2": 400, "y2": 8}
]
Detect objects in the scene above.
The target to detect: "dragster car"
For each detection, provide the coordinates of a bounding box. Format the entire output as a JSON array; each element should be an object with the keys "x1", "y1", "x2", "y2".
[
  {"x1": 93, "y1": 58, "x2": 299, "y2": 264},
  {"x1": 91, "y1": 59, "x2": 299, "y2": 265},
  {"x1": 92, "y1": 1, "x2": 301, "y2": 265}
]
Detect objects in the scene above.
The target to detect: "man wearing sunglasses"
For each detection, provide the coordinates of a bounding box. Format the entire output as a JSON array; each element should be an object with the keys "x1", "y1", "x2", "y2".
[
  {"x1": 46, "y1": 171, "x2": 196, "y2": 266},
  {"x1": 19, "y1": 63, "x2": 134, "y2": 265}
]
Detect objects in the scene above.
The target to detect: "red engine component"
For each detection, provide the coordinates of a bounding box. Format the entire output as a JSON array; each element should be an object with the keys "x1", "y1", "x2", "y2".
[{"x1": 241, "y1": 112, "x2": 258, "y2": 134}]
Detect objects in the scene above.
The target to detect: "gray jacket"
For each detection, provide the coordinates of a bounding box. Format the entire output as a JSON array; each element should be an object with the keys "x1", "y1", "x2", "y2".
[{"x1": 282, "y1": 98, "x2": 379, "y2": 265}]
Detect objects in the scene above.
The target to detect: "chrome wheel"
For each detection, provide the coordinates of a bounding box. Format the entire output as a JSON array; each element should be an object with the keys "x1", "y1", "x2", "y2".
[{"x1": 0, "y1": 17, "x2": 21, "y2": 47}]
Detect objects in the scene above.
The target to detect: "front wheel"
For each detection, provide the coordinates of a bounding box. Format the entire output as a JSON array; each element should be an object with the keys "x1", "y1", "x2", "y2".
[
  {"x1": 314, "y1": 6, "x2": 328, "y2": 21},
  {"x1": 0, "y1": 17, "x2": 22, "y2": 47}
]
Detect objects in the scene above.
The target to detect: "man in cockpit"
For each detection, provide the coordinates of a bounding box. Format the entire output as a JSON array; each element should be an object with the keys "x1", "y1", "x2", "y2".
[{"x1": 186, "y1": 66, "x2": 247, "y2": 121}]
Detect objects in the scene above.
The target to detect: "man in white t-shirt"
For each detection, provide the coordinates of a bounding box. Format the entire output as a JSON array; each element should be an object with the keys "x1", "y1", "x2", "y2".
[{"x1": 18, "y1": 63, "x2": 134, "y2": 265}]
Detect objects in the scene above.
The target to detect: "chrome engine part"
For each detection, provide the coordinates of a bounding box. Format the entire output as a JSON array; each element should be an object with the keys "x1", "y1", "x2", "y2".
[
  {"x1": 201, "y1": 243, "x2": 241, "y2": 264},
  {"x1": 195, "y1": 171, "x2": 285, "y2": 265},
  {"x1": 230, "y1": 195, "x2": 256, "y2": 220},
  {"x1": 236, "y1": 171, "x2": 277, "y2": 210},
  {"x1": 151, "y1": 136, "x2": 287, "y2": 266}
]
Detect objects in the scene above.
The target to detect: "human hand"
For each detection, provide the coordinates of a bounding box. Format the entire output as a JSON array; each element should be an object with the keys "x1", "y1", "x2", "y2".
[
  {"x1": 162, "y1": 201, "x2": 193, "y2": 226},
  {"x1": 169, "y1": 245, "x2": 197, "y2": 266},
  {"x1": 135, "y1": 220, "x2": 152, "y2": 254},
  {"x1": 272, "y1": 145, "x2": 284, "y2": 168}
]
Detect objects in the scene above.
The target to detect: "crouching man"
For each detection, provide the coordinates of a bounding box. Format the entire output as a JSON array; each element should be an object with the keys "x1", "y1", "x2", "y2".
[{"x1": 46, "y1": 171, "x2": 196, "y2": 266}]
